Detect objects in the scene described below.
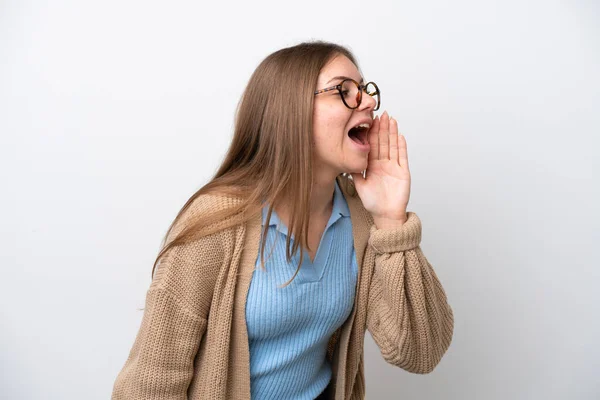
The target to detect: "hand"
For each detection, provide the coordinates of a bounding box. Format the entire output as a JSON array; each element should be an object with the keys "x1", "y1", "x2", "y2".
[{"x1": 351, "y1": 111, "x2": 411, "y2": 229}]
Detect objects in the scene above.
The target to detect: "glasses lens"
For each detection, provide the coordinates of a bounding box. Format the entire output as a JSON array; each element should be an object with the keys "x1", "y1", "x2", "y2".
[
  {"x1": 365, "y1": 82, "x2": 380, "y2": 111},
  {"x1": 340, "y1": 79, "x2": 360, "y2": 108}
]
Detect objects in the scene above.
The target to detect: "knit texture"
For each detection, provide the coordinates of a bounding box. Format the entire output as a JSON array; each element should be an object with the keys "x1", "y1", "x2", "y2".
[
  {"x1": 245, "y1": 179, "x2": 357, "y2": 399},
  {"x1": 111, "y1": 175, "x2": 454, "y2": 400}
]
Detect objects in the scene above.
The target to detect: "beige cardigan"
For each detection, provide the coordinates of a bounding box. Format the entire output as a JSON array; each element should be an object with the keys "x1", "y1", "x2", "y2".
[{"x1": 112, "y1": 175, "x2": 454, "y2": 399}]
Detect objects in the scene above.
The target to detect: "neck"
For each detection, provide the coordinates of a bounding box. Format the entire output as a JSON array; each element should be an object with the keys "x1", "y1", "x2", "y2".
[
  {"x1": 308, "y1": 172, "x2": 336, "y2": 218},
  {"x1": 275, "y1": 169, "x2": 339, "y2": 223}
]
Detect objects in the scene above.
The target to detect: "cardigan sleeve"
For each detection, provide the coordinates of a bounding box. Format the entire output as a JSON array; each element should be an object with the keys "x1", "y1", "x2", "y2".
[
  {"x1": 112, "y1": 213, "x2": 226, "y2": 399},
  {"x1": 111, "y1": 287, "x2": 207, "y2": 400},
  {"x1": 366, "y1": 211, "x2": 454, "y2": 374}
]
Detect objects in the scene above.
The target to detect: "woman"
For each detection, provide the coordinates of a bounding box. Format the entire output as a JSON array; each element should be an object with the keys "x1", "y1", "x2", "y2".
[{"x1": 112, "y1": 40, "x2": 454, "y2": 400}]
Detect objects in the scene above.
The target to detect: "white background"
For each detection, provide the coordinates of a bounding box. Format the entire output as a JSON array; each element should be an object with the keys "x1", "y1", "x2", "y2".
[{"x1": 2, "y1": 1, "x2": 599, "y2": 399}]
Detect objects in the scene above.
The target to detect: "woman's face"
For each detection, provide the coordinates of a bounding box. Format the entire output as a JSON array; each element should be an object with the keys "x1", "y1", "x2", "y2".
[{"x1": 312, "y1": 54, "x2": 377, "y2": 178}]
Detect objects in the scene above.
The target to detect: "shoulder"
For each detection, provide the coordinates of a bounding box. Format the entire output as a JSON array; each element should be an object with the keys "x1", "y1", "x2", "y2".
[
  {"x1": 166, "y1": 191, "x2": 245, "y2": 242},
  {"x1": 158, "y1": 190, "x2": 246, "y2": 271},
  {"x1": 177, "y1": 192, "x2": 244, "y2": 224},
  {"x1": 151, "y1": 192, "x2": 245, "y2": 316}
]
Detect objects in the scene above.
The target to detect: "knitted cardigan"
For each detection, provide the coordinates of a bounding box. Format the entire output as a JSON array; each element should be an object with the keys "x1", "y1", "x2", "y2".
[{"x1": 111, "y1": 175, "x2": 454, "y2": 399}]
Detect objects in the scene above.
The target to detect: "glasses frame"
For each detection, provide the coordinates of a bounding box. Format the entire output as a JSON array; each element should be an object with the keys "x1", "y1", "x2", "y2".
[{"x1": 314, "y1": 78, "x2": 381, "y2": 111}]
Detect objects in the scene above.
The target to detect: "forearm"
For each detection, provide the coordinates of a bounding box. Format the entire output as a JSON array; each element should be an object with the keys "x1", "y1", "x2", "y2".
[{"x1": 366, "y1": 212, "x2": 454, "y2": 373}]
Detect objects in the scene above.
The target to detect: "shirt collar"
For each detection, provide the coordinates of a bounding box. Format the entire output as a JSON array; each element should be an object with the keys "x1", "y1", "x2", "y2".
[{"x1": 261, "y1": 179, "x2": 350, "y2": 234}]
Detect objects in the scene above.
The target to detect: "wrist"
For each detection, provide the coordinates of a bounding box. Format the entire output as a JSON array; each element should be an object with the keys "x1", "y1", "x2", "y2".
[{"x1": 373, "y1": 213, "x2": 408, "y2": 230}]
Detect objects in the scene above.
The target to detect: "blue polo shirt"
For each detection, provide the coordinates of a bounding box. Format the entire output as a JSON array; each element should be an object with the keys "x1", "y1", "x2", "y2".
[{"x1": 245, "y1": 179, "x2": 359, "y2": 399}]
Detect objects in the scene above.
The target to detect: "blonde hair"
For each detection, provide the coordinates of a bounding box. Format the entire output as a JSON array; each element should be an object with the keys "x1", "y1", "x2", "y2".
[{"x1": 152, "y1": 40, "x2": 361, "y2": 287}]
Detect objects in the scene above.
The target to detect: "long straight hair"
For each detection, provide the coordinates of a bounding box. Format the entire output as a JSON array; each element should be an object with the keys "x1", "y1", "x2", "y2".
[{"x1": 152, "y1": 40, "x2": 361, "y2": 287}]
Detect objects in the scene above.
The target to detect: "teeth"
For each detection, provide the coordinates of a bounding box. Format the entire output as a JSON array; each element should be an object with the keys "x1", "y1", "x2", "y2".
[{"x1": 355, "y1": 123, "x2": 370, "y2": 129}]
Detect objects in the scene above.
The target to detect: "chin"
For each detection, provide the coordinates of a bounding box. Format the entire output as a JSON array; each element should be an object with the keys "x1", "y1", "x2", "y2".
[{"x1": 346, "y1": 162, "x2": 368, "y2": 175}]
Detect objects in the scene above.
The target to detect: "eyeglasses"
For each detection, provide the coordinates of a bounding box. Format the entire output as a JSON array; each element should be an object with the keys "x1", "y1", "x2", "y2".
[{"x1": 314, "y1": 78, "x2": 380, "y2": 111}]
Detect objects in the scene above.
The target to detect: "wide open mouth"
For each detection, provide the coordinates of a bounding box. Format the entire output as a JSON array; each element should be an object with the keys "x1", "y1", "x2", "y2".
[{"x1": 347, "y1": 126, "x2": 369, "y2": 145}]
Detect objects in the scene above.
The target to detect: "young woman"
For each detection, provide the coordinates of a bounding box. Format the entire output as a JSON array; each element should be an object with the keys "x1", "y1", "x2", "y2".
[{"x1": 112, "y1": 40, "x2": 454, "y2": 400}]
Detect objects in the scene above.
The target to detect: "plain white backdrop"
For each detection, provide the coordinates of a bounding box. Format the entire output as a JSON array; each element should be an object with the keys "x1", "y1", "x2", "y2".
[{"x1": 1, "y1": 1, "x2": 598, "y2": 399}]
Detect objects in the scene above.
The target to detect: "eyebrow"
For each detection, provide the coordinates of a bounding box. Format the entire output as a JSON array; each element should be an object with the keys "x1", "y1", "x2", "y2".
[{"x1": 326, "y1": 75, "x2": 364, "y2": 84}]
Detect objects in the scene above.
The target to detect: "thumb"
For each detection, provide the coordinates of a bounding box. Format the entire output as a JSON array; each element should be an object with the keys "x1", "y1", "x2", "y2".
[{"x1": 350, "y1": 171, "x2": 366, "y2": 187}]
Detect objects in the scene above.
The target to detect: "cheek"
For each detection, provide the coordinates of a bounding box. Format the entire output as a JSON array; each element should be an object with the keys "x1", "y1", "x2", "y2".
[
  {"x1": 313, "y1": 122, "x2": 344, "y2": 153},
  {"x1": 313, "y1": 111, "x2": 349, "y2": 144}
]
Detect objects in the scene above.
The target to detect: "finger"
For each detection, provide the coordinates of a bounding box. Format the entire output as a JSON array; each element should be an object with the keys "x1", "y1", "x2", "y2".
[
  {"x1": 398, "y1": 133, "x2": 409, "y2": 171},
  {"x1": 389, "y1": 117, "x2": 399, "y2": 164},
  {"x1": 379, "y1": 111, "x2": 390, "y2": 160},
  {"x1": 368, "y1": 115, "x2": 380, "y2": 161}
]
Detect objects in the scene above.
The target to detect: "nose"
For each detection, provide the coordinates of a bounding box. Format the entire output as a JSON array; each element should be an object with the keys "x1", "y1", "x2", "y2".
[{"x1": 357, "y1": 89, "x2": 377, "y2": 114}]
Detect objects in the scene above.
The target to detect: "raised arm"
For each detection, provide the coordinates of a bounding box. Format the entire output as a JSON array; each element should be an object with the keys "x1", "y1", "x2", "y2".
[{"x1": 366, "y1": 211, "x2": 454, "y2": 374}]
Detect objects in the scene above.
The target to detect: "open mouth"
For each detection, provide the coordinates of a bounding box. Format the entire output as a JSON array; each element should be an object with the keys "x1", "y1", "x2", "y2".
[{"x1": 347, "y1": 126, "x2": 370, "y2": 145}]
